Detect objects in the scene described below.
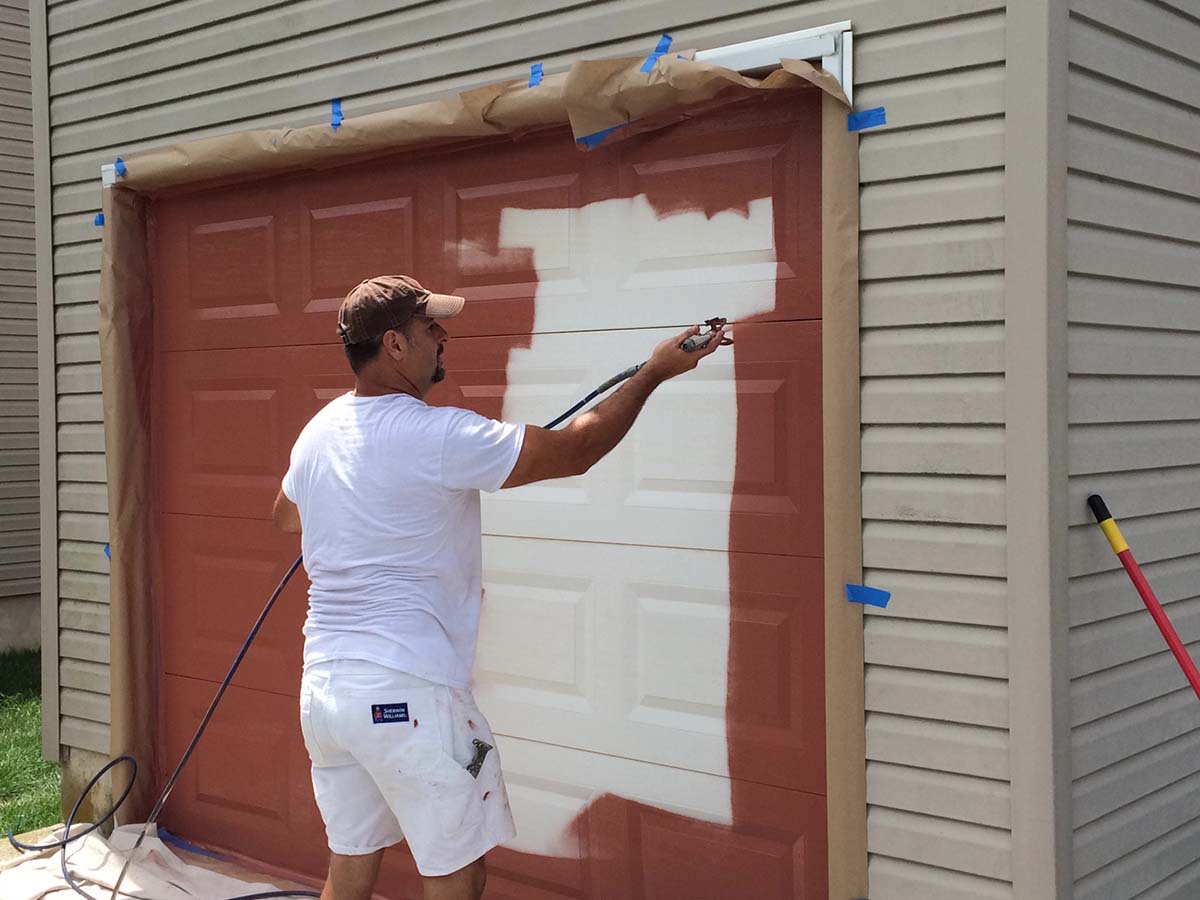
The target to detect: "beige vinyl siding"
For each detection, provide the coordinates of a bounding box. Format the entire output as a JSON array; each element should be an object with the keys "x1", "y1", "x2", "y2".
[
  {"x1": 858, "y1": 7, "x2": 1013, "y2": 895},
  {"x1": 42, "y1": 0, "x2": 1013, "y2": 894},
  {"x1": 1064, "y1": 1, "x2": 1200, "y2": 898},
  {"x1": 0, "y1": 0, "x2": 35, "y2": 653}
]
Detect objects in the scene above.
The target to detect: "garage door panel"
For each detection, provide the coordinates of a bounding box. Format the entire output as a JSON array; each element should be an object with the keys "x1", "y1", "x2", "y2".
[
  {"x1": 615, "y1": 151, "x2": 790, "y2": 318},
  {"x1": 160, "y1": 675, "x2": 325, "y2": 875},
  {"x1": 442, "y1": 154, "x2": 585, "y2": 339},
  {"x1": 477, "y1": 536, "x2": 824, "y2": 795},
  {"x1": 726, "y1": 320, "x2": 824, "y2": 555},
  {"x1": 159, "y1": 514, "x2": 306, "y2": 694},
  {"x1": 491, "y1": 735, "x2": 827, "y2": 899},
  {"x1": 446, "y1": 322, "x2": 821, "y2": 557},
  {"x1": 300, "y1": 187, "x2": 418, "y2": 327},
  {"x1": 615, "y1": 92, "x2": 822, "y2": 326},
  {"x1": 475, "y1": 563, "x2": 595, "y2": 714},
  {"x1": 153, "y1": 185, "x2": 302, "y2": 353},
  {"x1": 159, "y1": 344, "x2": 351, "y2": 519},
  {"x1": 159, "y1": 359, "x2": 288, "y2": 520},
  {"x1": 628, "y1": 578, "x2": 732, "y2": 735},
  {"x1": 634, "y1": 797, "x2": 821, "y2": 900}
]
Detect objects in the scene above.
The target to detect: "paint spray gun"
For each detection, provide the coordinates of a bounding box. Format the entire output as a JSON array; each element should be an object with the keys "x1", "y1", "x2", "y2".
[{"x1": 680, "y1": 316, "x2": 729, "y2": 351}]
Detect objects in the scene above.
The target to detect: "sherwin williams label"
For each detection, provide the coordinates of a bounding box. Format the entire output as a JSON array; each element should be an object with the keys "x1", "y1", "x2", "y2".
[{"x1": 371, "y1": 703, "x2": 409, "y2": 724}]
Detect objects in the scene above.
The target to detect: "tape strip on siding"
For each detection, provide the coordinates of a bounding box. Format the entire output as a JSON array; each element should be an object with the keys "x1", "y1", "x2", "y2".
[
  {"x1": 845, "y1": 583, "x2": 891, "y2": 607},
  {"x1": 847, "y1": 107, "x2": 887, "y2": 131}
]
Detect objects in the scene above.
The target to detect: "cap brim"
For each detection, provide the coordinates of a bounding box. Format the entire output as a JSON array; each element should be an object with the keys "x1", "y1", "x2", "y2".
[{"x1": 423, "y1": 293, "x2": 465, "y2": 318}]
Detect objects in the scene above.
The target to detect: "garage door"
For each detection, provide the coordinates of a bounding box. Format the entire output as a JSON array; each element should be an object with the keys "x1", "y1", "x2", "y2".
[{"x1": 150, "y1": 89, "x2": 827, "y2": 898}]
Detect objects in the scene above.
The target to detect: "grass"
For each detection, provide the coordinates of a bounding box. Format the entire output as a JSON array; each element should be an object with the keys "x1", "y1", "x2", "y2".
[{"x1": 0, "y1": 650, "x2": 60, "y2": 836}]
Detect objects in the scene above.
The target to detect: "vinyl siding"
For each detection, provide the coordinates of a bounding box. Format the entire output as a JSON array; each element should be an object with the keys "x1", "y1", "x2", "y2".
[
  {"x1": 858, "y1": 5, "x2": 1012, "y2": 890},
  {"x1": 1065, "y1": 1, "x2": 1200, "y2": 898},
  {"x1": 0, "y1": 0, "x2": 35, "y2": 653},
  {"x1": 40, "y1": 1, "x2": 1012, "y2": 895}
]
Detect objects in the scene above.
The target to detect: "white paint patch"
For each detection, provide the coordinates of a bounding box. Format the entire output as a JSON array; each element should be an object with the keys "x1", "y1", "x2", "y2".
[{"x1": 479, "y1": 194, "x2": 777, "y2": 856}]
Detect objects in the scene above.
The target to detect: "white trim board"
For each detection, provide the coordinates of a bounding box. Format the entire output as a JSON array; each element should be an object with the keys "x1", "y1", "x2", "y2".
[{"x1": 696, "y1": 21, "x2": 854, "y2": 105}]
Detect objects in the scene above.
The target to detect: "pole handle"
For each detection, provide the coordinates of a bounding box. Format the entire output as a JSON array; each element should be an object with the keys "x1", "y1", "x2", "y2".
[{"x1": 1087, "y1": 493, "x2": 1112, "y2": 523}]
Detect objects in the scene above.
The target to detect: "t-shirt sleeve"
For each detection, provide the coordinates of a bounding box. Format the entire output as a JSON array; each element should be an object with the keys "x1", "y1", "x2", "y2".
[
  {"x1": 281, "y1": 436, "x2": 306, "y2": 504},
  {"x1": 440, "y1": 408, "x2": 526, "y2": 493}
]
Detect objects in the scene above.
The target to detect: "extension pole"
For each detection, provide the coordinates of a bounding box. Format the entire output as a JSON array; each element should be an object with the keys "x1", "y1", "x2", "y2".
[{"x1": 1088, "y1": 494, "x2": 1200, "y2": 703}]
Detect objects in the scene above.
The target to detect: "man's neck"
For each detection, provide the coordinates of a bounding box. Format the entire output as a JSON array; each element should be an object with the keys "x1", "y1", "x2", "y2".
[{"x1": 353, "y1": 372, "x2": 422, "y2": 399}]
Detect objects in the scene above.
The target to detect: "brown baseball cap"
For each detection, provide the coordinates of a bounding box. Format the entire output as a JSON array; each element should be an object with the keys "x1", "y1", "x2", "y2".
[{"x1": 336, "y1": 275, "x2": 465, "y2": 345}]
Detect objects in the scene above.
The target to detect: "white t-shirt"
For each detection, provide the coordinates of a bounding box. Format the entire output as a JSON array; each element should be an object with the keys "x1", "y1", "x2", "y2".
[{"x1": 282, "y1": 392, "x2": 525, "y2": 689}]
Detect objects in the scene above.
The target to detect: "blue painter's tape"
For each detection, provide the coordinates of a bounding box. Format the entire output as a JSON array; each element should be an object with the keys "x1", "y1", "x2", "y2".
[
  {"x1": 158, "y1": 828, "x2": 226, "y2": 861},
  {"x1": 114, "y1": 158, "x2": 126, "y2": 177},
  {"x1": 845, "y1": 583, "x2": 891, "y2": 608},
  {"x1": 576, "y1": 122, "x2": 629, "y2": 149},
  {"x1": 331, "y1": 98, "x2": 343, "y2": 131},
  {"x1": 528, "y1": 63, "x2": 544, "y2": 87},
  {"x1": 104, "y1": 544, "x2": 111, "y2": 559},
  {"x1": 639, "y1": 33, "x2": 673, "y2": 73},
  {"x1": 847, "y1": 107, "x2": 887, "y2": 132},
  {"x1": 94, "y1": 213, "x2": 104, "y2": 226}
]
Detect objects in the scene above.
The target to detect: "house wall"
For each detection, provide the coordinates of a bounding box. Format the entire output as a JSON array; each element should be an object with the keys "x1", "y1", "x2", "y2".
[
  {"x1": 0, "y1": 0, "x2": 36, "y2": 653},
  {"x1": 1063, "y1": 2, "x2": 1200, "y2": 898}
]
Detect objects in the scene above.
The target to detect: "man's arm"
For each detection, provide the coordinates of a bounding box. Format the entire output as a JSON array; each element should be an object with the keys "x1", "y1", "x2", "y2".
[
  {"x1": 273, "y1": 488, "x2": 302, "y2": 533},
  {"x1": 502, "y1": 324, "x2": 728, "y2": 489}
]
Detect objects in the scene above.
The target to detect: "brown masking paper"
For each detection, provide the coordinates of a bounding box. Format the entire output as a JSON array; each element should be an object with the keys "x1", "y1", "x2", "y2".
[{"x1": 113, "y1": 57, "x2": 847, "y2": 193}]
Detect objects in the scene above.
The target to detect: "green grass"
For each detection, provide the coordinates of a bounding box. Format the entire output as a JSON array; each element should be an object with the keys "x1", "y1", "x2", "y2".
[{"x1": 0, "y1": 650, "x2": 60, "y2": 835}]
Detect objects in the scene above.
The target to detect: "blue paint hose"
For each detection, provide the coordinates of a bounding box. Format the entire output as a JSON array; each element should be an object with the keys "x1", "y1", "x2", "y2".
[{"x1": 6, "y1": 355, "x2": 661, "y2": 900}]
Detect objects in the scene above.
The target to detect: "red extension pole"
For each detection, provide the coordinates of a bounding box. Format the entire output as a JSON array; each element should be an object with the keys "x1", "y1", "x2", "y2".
[{"x1": 1088, "y1": 494, "x2": 1200, "y2": 703}]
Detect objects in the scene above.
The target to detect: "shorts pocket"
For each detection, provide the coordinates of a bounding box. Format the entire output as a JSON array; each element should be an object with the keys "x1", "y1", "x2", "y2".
[
  {"x1": 298, "y1": 682, "x2": 320, "y2": 761},
  {"x1": 341, "y1": 685, "x2": 446, "y2": 777},
  {"x1": 424, "y1": 750, "x2": 484, "y2": 840}
]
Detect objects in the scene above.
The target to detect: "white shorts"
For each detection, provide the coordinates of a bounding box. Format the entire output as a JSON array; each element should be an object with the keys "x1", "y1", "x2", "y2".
[{"x1": 298, "y1": 659, "x2": 516, "y2": 876}]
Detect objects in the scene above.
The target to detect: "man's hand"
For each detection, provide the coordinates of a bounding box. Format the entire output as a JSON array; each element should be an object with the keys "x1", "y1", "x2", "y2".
[{"x1": 642, "y1": 324, "x2": 731, "y2": 383}]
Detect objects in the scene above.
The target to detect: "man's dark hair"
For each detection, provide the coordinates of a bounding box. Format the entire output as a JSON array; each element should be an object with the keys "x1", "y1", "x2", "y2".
[
  {"x1": 343, "y1": 318, "x2": 418, "y2": 374},
  {"x1": 344, "y1": 335, "x2": 384, "y2": 374}
]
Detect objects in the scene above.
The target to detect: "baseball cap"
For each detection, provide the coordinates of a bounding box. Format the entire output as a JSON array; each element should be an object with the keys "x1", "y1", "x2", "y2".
[{"x1": 336, "y1": 275, "x2": 465, "y2": 345}]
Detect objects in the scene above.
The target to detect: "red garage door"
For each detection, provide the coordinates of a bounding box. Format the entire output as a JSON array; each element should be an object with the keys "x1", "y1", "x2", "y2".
[{"x1": 151, "y1": 90, "x2": 826, "y2": 899}]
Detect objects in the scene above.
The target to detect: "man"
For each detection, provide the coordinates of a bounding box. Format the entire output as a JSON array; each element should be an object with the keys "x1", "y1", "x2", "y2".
[{"x1": 272, "y1": 275, "x2": 729, "y2": 900}]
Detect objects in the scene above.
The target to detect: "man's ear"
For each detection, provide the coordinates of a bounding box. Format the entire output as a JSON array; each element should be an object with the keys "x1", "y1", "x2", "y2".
[{"x1": 381, "y1": 328, "x2": 407, "y2": 362}]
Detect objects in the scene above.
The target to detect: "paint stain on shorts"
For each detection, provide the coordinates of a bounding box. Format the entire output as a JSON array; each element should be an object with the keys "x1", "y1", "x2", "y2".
[
  {"x1": 483, "y1": 791, "x2": 491, "y2": 801},
  {"x1": 467, "y1": 719, "x2": 476, "y2": 729},
  {"x1": 413, "y1": 719, "x2": 419, "y2": 727}
]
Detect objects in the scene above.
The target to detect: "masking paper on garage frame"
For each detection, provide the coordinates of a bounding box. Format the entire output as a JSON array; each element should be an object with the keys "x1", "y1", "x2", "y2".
[{"x1": 97, "y1": 52, "x2": 866, "y2": 897}]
